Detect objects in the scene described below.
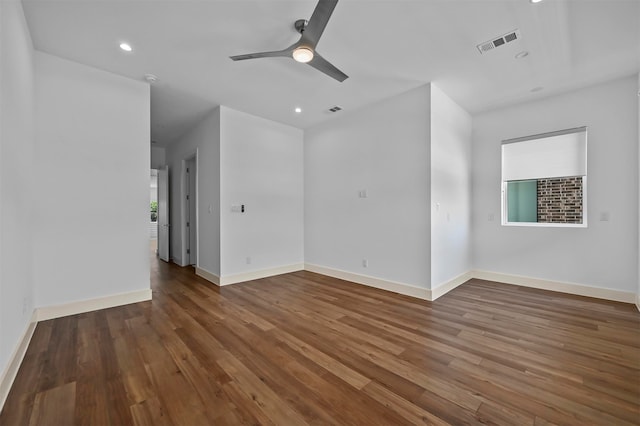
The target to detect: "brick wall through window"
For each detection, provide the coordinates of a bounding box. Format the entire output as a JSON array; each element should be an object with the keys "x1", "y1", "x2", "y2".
[{"x1": 537, "y1": 177, "x2": 583, "y2": 223}]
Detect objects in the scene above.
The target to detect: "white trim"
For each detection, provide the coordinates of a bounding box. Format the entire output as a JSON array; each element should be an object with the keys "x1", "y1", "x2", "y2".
[
  {"x1": 472, "y1": 270, "x2": 636, "y2": 304},
  {"x1": 182, "y1": 150, "x2": 198, "y2": 267},
  {"x1": 299, "y1": 266, "x2": 635, "y2": 305},
  {"x1": 430, "y1": 271, "x2": 475, "y2": 301},
  {"x1": 35, "y1": 289, "x2": 152, "y2": 322},
  {"x1": 0, "y1": 310, "x2": 37, "y2": 412},
  {"x1": 304, "y1": 263, "x2": 429, "y2": 300},
  {"x1": 196, "y1": 264, "x2": 305, "y2": 287},
  {"x1": 195, "y1": 266, "x2": 220, "y2": 285},
  {"x1": 220, "y1": 263, "x2": 304, "y2": 286},
  {"x1": 502, "y1": 221, "x2": 587, "y2": 228},
  {"x1": 1, "y1": 288, "x2": 152, "y2": 411},
  {"x1": 501, "y1": 176, "x2": 588, "y2": 228}
]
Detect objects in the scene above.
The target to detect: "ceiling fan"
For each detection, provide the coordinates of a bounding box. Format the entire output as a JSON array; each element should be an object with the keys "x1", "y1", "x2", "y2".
[{"x1": 230, "y1": 0, "x2": 348, "y2": 82}]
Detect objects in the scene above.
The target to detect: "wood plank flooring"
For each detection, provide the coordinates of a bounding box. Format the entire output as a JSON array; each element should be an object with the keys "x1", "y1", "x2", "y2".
[{"x1": 1, "y1": 254, "x2": 639, "y2": 425}]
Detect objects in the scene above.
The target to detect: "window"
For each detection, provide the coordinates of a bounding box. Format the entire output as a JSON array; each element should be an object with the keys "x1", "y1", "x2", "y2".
[{"x1": 501, "y1": 126, "x2": 587, "y2": 227}]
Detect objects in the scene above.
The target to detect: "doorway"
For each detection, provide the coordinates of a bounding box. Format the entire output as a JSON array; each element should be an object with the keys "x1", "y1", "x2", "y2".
[
  {"x1": 150, "y1": 170, "x2": 158, "y2": 253},
  {"x1": 185, "y1": 155, "x2": 197, "y2": 266},
  {"x1": 157, "y1": 165, "x2": 170, "y2": 262}
]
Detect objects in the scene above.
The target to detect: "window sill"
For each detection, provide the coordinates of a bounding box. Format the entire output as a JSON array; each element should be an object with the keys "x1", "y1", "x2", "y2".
[{"x1": 502, "y1": 222, "x2": 587, "y2": 228}]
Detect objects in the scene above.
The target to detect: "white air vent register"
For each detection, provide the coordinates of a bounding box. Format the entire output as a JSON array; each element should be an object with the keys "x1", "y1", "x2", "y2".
[{"x1": 477, "y1": 29, "x2": 521, "y2": 54}]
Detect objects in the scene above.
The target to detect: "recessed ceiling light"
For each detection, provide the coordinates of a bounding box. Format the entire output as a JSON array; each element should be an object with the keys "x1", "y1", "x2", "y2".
[
  {"x1": 119, "y1": 43, "x2": 132, "y2": 52},
  {"x1": 531, "y1": 86, "x2": 544, "y2": 92},
  {"x1": 515, "y1": 51, "x2": 529, "y2": 59},
  {"x1": 530, "y1": 0, "x2": 543, "y2": 3},
  {"x1": 295, "y1": 107, "x2": 302, "y2": 113}
]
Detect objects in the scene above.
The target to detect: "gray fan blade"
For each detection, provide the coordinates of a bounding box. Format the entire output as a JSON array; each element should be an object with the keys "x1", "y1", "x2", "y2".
[
  {"x1": 308, "y1": 52, "x2": 348, "y2": 82},
  {"x1": 302, "y1": 0, "x2": 339, "y2": 48},
  {"x1": 230, "y1": 49, "x2": 291, "y2": 61}
]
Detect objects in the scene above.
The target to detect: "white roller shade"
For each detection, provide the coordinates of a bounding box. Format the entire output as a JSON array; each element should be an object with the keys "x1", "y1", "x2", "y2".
[{"x1": 502, "y1": 127, "x2": 587, "y2": 181}]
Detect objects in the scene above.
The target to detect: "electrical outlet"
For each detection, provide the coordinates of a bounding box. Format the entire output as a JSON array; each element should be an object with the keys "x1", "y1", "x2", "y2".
[
  {"x1": 246, "y1": 257, "x2": 252, "y2": 265},
  {"x1": 362, "y1": 259, "x2": 368, "y2": 268}
]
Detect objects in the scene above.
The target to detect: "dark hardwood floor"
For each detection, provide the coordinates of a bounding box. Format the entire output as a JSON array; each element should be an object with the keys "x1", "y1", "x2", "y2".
[{"x1": 1, "y1": 251, "x2": 639, "y2": 425}]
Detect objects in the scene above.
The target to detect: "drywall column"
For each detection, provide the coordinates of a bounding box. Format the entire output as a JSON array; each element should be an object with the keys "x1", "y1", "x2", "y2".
[
  {"x1": 0, "y1": 0, "x2": 36, "y2": 404},
  {"x1": 304, "y1": 86, "x2": 431, "y2": 296},
  {"x1": 219, "y1": 106, "x2": 304, "y2": 281},
  {"x1": 430, "y1": 84, "x2": 472, "y2": 294},
  {"x1": 34, "y1": 52, "x2": 151, "y2": 307}
]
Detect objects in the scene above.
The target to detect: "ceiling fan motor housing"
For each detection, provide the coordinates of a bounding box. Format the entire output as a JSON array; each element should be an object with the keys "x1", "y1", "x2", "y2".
[{"x1": 294, "y1": 19, "x2": 308, "y2": 34}]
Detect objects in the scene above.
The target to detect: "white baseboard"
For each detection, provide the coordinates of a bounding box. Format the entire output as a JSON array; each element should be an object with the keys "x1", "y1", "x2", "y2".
[
  {"x1": 300, "y1": 265, "x2": 636, "y2": 305},
  {"x1": 430, "y1": 271, "x2": 475, "y2": 301},
  {"x1": 472, "y1": 270, "x2": 636, "y2": 304},
  {"x1": 1, "y1": 288, "x2": 152, "y2": 412},
  {"x1": 196, "y1": 264, "x2": 305, "y2": 287},
  {"x1": 35, "y1": 288, "x2": 152, "y2": 322},
  {"x1": 220, "y1": 263, "x2": 304, "y2": 286},
  {"x1": 195, "y1": 267, "x2": 220, "y2": 285},
  {"x1": 0, "y1": 310, "x2": 37, "y2": 412},
  {"x1": 304, "y1": 263, "x2": 429, "y2": 300}
]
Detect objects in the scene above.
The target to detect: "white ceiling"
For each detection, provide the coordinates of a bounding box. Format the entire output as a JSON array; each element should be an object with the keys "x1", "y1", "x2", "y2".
[{"x1": 22, "y1": 0, "x2": 640, "y2": 147}]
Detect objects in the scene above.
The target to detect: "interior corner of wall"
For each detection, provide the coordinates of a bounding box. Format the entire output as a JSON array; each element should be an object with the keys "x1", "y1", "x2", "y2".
[
  {"x1": 430, "y1": 270, "x2": 474, "y2": 301},
  {"x1": 196, "y1": 266, "x2": 220, "y2": 286},
  {"x1": 0, "y1": 312, "x2": 37, "y2": 413}
]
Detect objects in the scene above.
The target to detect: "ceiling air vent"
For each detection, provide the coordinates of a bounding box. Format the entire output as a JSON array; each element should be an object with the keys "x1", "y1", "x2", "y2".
[
  {"x1": 328, "y1": 105, "x2": 343, "y2": 113},
  {"x1": 477, "y1": 29, "x2": 521, "y2": 54}
]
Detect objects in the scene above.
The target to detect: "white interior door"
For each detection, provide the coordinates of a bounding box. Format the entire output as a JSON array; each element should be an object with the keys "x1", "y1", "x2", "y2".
[{"x1": 158, "y1": 166, "x2": 170, "y2": 262}]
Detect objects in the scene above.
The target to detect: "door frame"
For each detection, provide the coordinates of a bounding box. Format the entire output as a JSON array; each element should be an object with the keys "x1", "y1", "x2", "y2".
[
  {"x1": 157, "y1": 165, "x2": 170, "y2": 262},
  {"x1": 180, "y1": 150, "x2": 198, "y2": 267}
]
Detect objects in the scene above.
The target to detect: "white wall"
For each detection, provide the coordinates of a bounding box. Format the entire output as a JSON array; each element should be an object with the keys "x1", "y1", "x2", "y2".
[
  {"x1": 34, "y1": 52, "x2": 151, "y2": 306},
  {"x1": 472, "y1": 75, "x2": 639, "y2": 293},
  {"x1": 430, "y1": 84, "x2": 472, "y2": 289},
  {"x1": 166, "y1": 108, "x2": 220, "y2": 273},
  {"x1": 305, "y1": 86, "x2": 431, "y2": 289},
  {"x1": 151, "y1": 145, "x2": 165, "y2": 169},
  {"x1": 637, "y1": 72, "x2": 640, "y2": 309},
  {"x1": 0, "y1": 0, "x2": 36, "y2": 388},
  {"x1": 220, "y1": 106, "x2": 304, "y2": 277}
]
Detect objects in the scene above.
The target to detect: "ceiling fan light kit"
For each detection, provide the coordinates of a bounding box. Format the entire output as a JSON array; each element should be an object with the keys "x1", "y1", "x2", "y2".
[
  {"x1": 293, "y1": 46, "x2": 314, "y2": 63},
  {"x1": 230, "y1": 0, "x2": 348, "y2": 82}
]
